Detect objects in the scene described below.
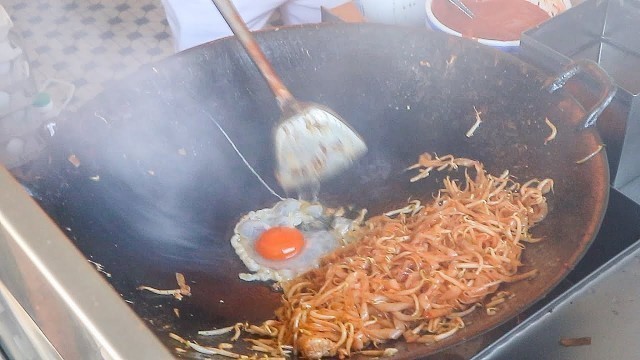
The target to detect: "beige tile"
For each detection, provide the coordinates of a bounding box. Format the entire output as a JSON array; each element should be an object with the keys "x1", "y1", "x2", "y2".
[
  {"x1": 30, "y1": 68, "x2": 48, "y2": 88},
  {"x1": 136, "y1": 23, "x2": 157, "y2": 39},
  {"x1": 3, "y1": 0, "x2": 173, "y2": 110},
  {"x1": 91, "y1": 7, "x2": 119, "y2": 22},
  {"x1": 118, "y1": 9, "x2": 137, "y2": 23},
  {"x1": 108, "y1": 22, "x2": 130, "y2": 37},
  {"x1": 32, "y1": 63, "x2": 56, "y2": 83},
  {"x1": 149, "y1": 54, "x2": 169, "y2": 64},
  {"x1": 49, "y1": 69, "x2": 75, "y2": 84},
  {"x1": 157, "y1": 39, "x2": 172, "y2": 48},
  {"x1": 130, "y1": 6, "x2": 148, "y2": 19},
  {"x1": 146, "y1": 7, "x2": 166, "y2": 21},
  {"x1": 112, "y1": 37, "x2": 133, "y2": 50}
]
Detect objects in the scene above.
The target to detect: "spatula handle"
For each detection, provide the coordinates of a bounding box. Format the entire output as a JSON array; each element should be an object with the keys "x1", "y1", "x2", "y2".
[{"x1": 211, "y1": 0, "x2": 297, "y2": 111}]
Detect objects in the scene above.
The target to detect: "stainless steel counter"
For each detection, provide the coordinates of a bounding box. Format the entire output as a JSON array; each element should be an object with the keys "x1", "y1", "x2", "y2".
[
  {"x1": 0, "y1": 167, "x2": 172, "y2": 359},
  {"x1": 475, "y1": 237, "x2": 640, "y2": 360}
]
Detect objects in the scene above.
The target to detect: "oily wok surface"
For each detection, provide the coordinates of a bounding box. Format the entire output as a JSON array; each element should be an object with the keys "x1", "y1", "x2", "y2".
[{"x1": 25, "y1": 24, "x2": 608, "y2": 358}]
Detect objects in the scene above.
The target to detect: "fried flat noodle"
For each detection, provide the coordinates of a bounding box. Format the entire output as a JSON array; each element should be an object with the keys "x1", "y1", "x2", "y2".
[
  {"x1": 215, "y1": 154, "x2": 552, "y2": 359},
  {"x1": 559, "y1": 336, "x2": 591, "y2": 347}
]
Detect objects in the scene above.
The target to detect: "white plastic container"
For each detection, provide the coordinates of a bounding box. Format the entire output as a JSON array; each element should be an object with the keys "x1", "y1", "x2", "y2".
[
  {"x1": 356, "y1": 0, "x2": 427, "y2": 26},
  {"x1": 0, "y1": 90, "x2": 32, "y2": 118},
  {"x1": 0, "y1": 57, "x2": 29, "y2": 90},
  {"x1": 0, "y1": 41, "x2": 22, "y2": 64},
  {"x1": 425, "y1": 0, "x2": 572, "y2": 51}
]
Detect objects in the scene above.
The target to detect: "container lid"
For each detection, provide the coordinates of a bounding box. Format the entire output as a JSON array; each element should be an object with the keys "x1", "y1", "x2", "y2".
[{"x1": 32, "y1": 92, "x2": 51, "y2": 108}]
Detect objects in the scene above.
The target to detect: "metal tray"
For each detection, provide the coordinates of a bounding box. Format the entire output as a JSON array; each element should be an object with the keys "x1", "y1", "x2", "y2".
[{"x1": 474, "y1": 233, "x2": 640, "y2": 359}]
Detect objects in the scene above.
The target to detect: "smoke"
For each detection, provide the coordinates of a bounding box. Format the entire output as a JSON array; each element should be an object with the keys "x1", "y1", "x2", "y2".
[{"x1": 48, "y1": 59, "x2": 286, "y2": 266}]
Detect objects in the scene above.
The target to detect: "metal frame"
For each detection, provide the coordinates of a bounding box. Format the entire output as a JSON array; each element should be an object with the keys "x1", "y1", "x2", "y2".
[{"x1": 0, "y1": 166, "x2": 172, "y2": 359}]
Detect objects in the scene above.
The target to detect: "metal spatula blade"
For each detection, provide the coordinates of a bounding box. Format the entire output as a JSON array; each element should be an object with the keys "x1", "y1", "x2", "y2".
[
  {"x1": 274, "y1": 105, "x2": 367, "y2": 190},
  {"x1": 211, "y1": 0, "x2": 367, "y2": 191}
]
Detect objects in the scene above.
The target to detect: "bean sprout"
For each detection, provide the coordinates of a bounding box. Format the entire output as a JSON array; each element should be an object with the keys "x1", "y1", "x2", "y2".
[
  {"x1": 544, "y1": 117, "x2": 557, "y2": 145},
  {"x1": 576, "y1": 144, "x2": 604, "y2": 164}
]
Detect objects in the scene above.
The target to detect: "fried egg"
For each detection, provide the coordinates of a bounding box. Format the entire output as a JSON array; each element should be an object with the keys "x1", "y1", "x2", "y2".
[{"x1": 231, "y1": 199, "x2": 364, "y2": 282}]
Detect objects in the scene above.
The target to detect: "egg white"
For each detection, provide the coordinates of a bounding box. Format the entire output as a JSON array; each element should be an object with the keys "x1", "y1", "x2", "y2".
[{"x1": 231, "y1": 199, "x2": 361, "y2": 282}]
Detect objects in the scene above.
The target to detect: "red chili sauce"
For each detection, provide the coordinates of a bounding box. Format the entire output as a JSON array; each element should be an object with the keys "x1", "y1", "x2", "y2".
[{"x1": 431, "y1": 0, "x2": 551, "y2": 41}]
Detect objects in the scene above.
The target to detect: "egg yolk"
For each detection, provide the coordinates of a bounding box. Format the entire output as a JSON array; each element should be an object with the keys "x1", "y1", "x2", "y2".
[{"x1": 255, "y1": 227, "x2": 305, "y2": 260}]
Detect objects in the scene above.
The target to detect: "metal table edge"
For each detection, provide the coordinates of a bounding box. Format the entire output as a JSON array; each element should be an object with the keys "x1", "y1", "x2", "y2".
[
  {"x1": 0, "y1": 166, "x2": 173, "y2": 359},
  {"x1": 472, "y1": 236, "x2": 640, "y2": 359}
]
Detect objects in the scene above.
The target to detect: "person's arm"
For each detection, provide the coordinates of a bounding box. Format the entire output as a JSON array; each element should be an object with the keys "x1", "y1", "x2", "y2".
[{"x1": 328, "y1": 1, "x2": 365, "y2": 22}]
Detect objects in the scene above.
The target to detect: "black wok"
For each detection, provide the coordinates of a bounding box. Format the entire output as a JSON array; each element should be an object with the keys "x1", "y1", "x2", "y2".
[{"x1": 23, "y1": 24, "x2": 610, "y2": 358}]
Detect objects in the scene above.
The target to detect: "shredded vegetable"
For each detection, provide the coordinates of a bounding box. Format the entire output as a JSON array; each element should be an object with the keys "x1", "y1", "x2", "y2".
[
  {"x1": 137, "y1": 272, "x2": 191, "y2": 300},
  {"x1": 575, "y1": 144, "x2": 604, "y2": 164},
  {"x1": 544, "y1": 117, "x2": 557, "y2": 145},
  {"x1": 465, "y1": 106, "x2": 483, "y2": 138}
]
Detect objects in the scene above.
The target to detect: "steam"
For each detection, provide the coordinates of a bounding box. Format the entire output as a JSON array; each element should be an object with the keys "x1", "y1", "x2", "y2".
[{"x1": 59, "y1": 70, "x2": 287, "y2": 266}]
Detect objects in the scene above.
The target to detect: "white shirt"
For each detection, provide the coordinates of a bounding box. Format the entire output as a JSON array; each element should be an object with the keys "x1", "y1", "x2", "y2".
[{"x1": 161, "y1": 0, "x2": 351, "y2": 52}]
